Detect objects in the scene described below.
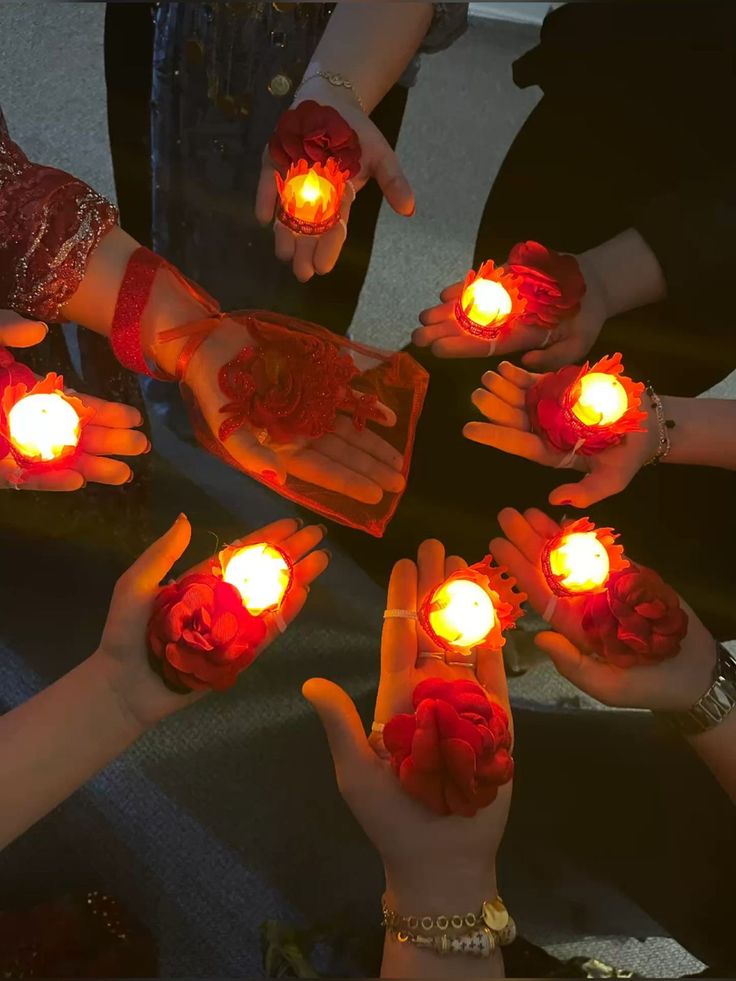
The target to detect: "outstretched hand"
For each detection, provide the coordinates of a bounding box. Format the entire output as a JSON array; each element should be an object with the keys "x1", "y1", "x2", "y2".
[
  {"x1": 463, "y1": 360, "x2": 657, "y2": 508},
  {"x1": 490, "y1": 507, "x2": 716, "y2": 712}
]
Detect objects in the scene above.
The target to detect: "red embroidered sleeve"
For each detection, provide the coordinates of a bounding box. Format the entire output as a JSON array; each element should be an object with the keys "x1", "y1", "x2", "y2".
[{"x1": 0, "y1": 110, "x2": 118, "y2": 321}]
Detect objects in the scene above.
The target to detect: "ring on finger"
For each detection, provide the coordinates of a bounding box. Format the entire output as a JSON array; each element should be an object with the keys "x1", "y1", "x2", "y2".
[
  {"x1": 446, "y1": 652, "x2": 477, "y2": 668},
  {"x1": 487, "y1": 339, "x2": 497, "y2": 357},
  {"x1": 384, "y1": 609, "x2": 417, "y2": 620},
  {"x1": 540, "y1": 330, "x2": 552, "y2": 349},
  {"x1": 417, "y1": 651, "x2": 445, "y2": 663}
]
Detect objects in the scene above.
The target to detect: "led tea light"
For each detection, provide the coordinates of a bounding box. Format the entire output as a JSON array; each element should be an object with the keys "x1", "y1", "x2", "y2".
[
  {"x1": 420, "y1": 575, "x2": 497, "y2": 653},
  {"x1": 275, "y1": 157, "x2": 347, "y2": 235},
  {"x1": 2, "y1": 373, "x2": 89, "y2": 470},
  {"x1": 541, "y1": 519, "x2": 627, "y2": 599},
  {"x1": 454, "y1": 260, "x2": 525, "y2": 340},
  {"x1": 570, "y1": 372, "x2": 629, "y2": 429},
  {"x1": 220, "y1": 542, "x2": 294, "y2": 615}
]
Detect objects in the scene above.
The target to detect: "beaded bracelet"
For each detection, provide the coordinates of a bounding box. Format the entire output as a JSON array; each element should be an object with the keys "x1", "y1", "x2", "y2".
[
  {"x1": 643, "y1": 383, "x2": 675, "y2": 466},
  {"x1": 382, "y1": 896, "x2": 516, "y2": 958}
]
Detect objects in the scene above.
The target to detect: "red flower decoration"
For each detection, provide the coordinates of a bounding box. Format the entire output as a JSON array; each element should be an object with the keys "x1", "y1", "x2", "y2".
[
  {"x1": 527, "y1": 353, "x2": 646, "y2": 456},
  {"x1": 0, "y1": 370, "x2": 92, "y2": 471},
  {"x1": 418, "y1": 557, "x2": 526, "y2": 653},
  {"x1": 269, "y1": 99, "x2": 361, "y2": 178},
  {"x1": 582, "y1": 564, "x2": 689, "y2": 667},
  {"x1": 147, "y1": 572, "x2": 267, "y2": 693},
  {"x1": 383, "y1": 678, "x2": 513, "y2": 817},
  {"x1": 541, "y1": 517, "x2": 628, "y2": 598},
  {"x1": 454, "y1": 260, "x2": 526, "y2": 340},
  {"x1": 507, "y1": 240, "x2": 586, "y2": 329},
  {"x1": 218, "y1": 322, "x2": 382, "y2": 445},
  {"x1": 0, "y1": 348, "x2": 35, "y2": 459}
]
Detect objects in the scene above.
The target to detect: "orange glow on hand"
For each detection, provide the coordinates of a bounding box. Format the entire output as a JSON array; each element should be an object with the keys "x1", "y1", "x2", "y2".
[
  {"x1": 7, "y1": 392, "x2": 81, "y2": 462},
  {"x1": 221, "y1": 542, "x2": 293, "y2": 615},
  {"x1": 424, "y1": 577, "x2": 497, "y2": 650},
  {"x1": 571, "y1": 372, "x2": 629, "y2": 428},
  {"x1": 547, "y1": 532, "x2": 611, "y2": 594}
]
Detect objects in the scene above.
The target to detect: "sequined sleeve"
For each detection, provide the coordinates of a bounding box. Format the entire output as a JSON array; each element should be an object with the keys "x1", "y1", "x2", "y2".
[
  {"x1": 420, "y1": 3, "x2": 469, "y2": 54},
  {"x1": 0, "y1": 111, "x2": 118, "y2": 322}
]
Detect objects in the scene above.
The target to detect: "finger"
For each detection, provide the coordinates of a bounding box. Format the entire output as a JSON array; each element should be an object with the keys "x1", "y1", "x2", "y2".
[
  {"x1": 497, "y1": 359, "x2": 538, "y2": 389},
  {"x1": 480, "y1": 370, "x2": 527, "y2": 409},
  {"x1": 462, "y1": 422, "x2": 550, "y2": 465},
  {"x1": 476, "y1": 646, "x2": 510, "y2": 714},
  {"x1": 274, "y1": 221, "x2": 297, "y2": 263},
  {"x1": 332, "y1": 416, "x2": 403, "y2": 470},
  {"x1": 71, "y1": 395, "x2": 143, "y2": 429},
  {"x1": 255, "y1": 157, "x2": 278, "y2": 225},
  {"x1": 549, "y1": 470, "x2": 630, "y2": 508},
  {"x1": 497, "y1": 507, "x2": 545, "y2": 564},
  {"x1": 0, "y1": 311, "x2": 48, "y2": 347},
  {"x1": 313, "y1": 433, "x2": 405, "y2": 494},
  {"x1": 78, "y1": 425, "x2": 150, "y2": 457},
  {"x1": 281, "y1": 522, "x2": 327, "y2": 563},
  {"x1": 381, "y1": 557, "x2": 418, "y2": 674},
  {"x1": 523, "y1": 507, "x2": 562, "y2": 542},
  {"x1": 302, "y1": 679, "x2": 375, "y2": 777},
  {"x1": 439, "y1": 281, "x2": 464, "y2": 303},
  {"x1": 418, "y1": 299, "x2": 457, "y2": 328},
  {"x1": 471, "y1": 388, "x2": 529, "y2": 430},
  {"x1": 293, "y1": 547, "x2": 330, "y2": 587},
  {"x1": 227, "y1": 517, "x2": 301, "y2": 550},
  {"x1": 313, "y1": 216, "x2": 348, "y2": 276},
  {"x1": 431, "y1": 336, "x2": 500, "y2": 359},
  {"x1": 124, "y1": 513, "x2": 192, "y2": 592},
  {"x1": 522, "y1": 336, "x2": 585, "y2": 371},
  {"x1": 365, "y1": 400, "x2": 397, "y2": 429},
  {"x1": 412, "y1": 320, "x2": 457, "y2": 348},
  {"x1": 444, "y1": 554, "x2": 467, "y2": 578},
  {"x1": 417, "y1": 538, "x2": 446, "y2": 610},
  {"x1": 286, "y1": 448, "x2": 384, "y2": 504},
  {"x1": 535, "y1": 631, "x2": 616, "y2": 704},
  {"x1": 14, "y1": 469, "x2": 85, "y2": 492},
  {"x1": 489, "y1": 537, "x2": 552, "y2": 616},
  {"x1": 292, "y1": 234, "x2": 318, "y2": 283},
  {"x1": 374, "y1": 149, "x2": 414, "y2": 216},
  {"x1": 74, "y1": 452, "x2": 132, "y2": 486}
]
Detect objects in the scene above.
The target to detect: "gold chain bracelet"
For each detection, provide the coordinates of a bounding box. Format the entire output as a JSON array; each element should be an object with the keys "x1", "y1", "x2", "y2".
[
  {"x1": 296, "y1": 71, "x2": 366, "y2": 112},
  {"x1": 643, "y1": 383, "x2": 674, "y2": 466},
  {"x1": 382, "y1": 896, "x2": 516, "y2": 958}
]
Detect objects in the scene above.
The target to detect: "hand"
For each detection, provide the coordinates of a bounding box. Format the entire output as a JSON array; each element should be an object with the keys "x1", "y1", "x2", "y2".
[
  {"x1": 303, "y1": 539, "x2": 511, "y2": 909},
  {"x1": 0, "y1": 308, "x2": 49, "y2": 348},
  {"x1": 463, "y1": 360, "x2": 657, "y2": 508},
  {"x1": 490, "y1": 507, "x2": 716, "y2": 712},
  {"x1": 178, "y1": 316, "x2": 406, "y2": 504},
  {"x1": 96, "y1": 514, "x2": 329, "y2": 730},
  {"x1": 413, "y1": 254, "x2": 607, "y2": 369},
  {"x1": 255, "y1": 84, "x2": 414, "y2": 283}
]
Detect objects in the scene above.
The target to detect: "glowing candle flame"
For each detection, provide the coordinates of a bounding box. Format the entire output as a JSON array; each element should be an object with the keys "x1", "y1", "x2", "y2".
[
  {"x1": 548, "y1": 532, "x2": 610, "y2": 594},
  {"x1": 571, "y1": 372, "x2": 629, "y2": 428},
  {"x1": 425, "y1": 578, "x2": 497, "y2": 650},
  {"x1": 221, "y1": 542, "x2": 293, "y2": 615},
  {"x1": 276, "y1": 159, "x2": 346, "y2": 234},
  {"x1": 460, "y1": 278, "x2": 513, "y2": 329},
  {"x1": 7, "y1": 392, "x2": 81, "y2": 462}
]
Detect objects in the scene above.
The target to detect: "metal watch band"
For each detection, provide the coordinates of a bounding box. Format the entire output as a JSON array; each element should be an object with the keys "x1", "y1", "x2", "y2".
[{"x1": 659, "y1": 642, "x2": 736, "y2": 736}]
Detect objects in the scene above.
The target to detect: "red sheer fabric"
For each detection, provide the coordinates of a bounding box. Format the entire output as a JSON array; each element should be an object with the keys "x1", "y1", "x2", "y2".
[
  {"x1": 166, "y1": 310, "x2": 428, "y2": 537},
  {"x1": 0, "y1": 110, "x2": 117, "y2": 322}
]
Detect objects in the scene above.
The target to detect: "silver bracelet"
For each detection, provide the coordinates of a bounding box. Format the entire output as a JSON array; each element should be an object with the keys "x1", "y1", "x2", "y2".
[
  {"x1": 643, "y1": 383, "x2": 674, "y2": 466},
  {"x1": 297, "y1": 71, "x2": 366, "y2": 111}
]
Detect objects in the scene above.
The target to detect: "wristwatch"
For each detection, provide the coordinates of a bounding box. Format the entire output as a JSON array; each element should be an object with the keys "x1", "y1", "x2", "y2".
[{"x1": 659, "y1": 642, "x2": 736, "y2": 736}]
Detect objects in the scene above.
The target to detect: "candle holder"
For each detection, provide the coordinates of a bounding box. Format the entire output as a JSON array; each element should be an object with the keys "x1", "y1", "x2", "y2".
[
  {"x1": 454, "y1": 260, "x2": 526, "y2": 340},
  {"x1": 275, "y1": 157, "x2": 348, "y2": 236},
  {"x1": 527, "y1": 353, "x2": 647, "y2": 457},
  {"x1": 418, "y1": 558, "x2": 525, "y2": 653},
  {"x1": 1, "y1": 372, "x2": 91, "y2": 471},
  {"x1": 541, "y1": 518, "x2": 628, "y2": 598},
  {"x1": 218, "y1": 541, "x2": 294, "y2": 616}
]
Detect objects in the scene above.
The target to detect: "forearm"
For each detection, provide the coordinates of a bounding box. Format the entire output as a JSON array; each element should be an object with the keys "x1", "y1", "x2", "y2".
[
  {"x1": 686, "y1": 709, "x2": 736, "y2": 803},
  {"x1": 579, "y1": 228, "x2": 668, "y2": 319},
  {"x1": 661, "y1": 396, "x2": 736, "y2": 469},
  {"x1": 0, "y1": 651, "x2": 145, "y2": 849},
  {"x1": 59, "y1": 225, "x2": 211, "y2": 377},
  {"x1": 298, "y1": 1, "x2": 433, "y2": 112},
  {"x1": 381, "y1": 867, "x2": 505, "y2": 979}
]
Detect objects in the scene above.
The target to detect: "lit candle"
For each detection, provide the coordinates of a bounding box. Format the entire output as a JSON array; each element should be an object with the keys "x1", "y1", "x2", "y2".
[
  {"x1": 7, "y1": 391, "x2": 82, "y2": 464},
  {"x1": 221, "y1": 542, "x2": 293, "y2": 615},
  {"x1": 454, "y1": 260, "x2": 525, "y2": 340},
  {"x1": 546, "y1": 531, "x2": 610, "y2": 594},
  {"x1": 570, "y1": 372, "x2": 629, "y2": 428},
  {"x1": 421, "y1": 577, "x2": 497, "y2": 651},
  {"x1": 275, "y1": 158, "x2": 347, "y2": 235}
]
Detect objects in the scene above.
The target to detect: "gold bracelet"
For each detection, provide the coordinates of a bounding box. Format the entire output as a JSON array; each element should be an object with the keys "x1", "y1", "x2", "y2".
[
  {"x1": 382, "y1": 895, "x2": 516, "y2": 958},
  {"x1": 297, "y1": 71, "x2": 366, "y2": 112},
  {"x1": 643, "y1": 383, "x2": 674, "y2": 466}
]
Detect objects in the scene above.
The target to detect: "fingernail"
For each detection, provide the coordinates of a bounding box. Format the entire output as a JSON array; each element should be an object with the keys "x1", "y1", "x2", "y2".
[
  {"x1": 125, "y1": 472, "x2": 135, "y2": 484},
  {"x1": 143, "y1": 438, "x2": 152, "y2": 454},
  {"x1": 177, "y1": 512, "x2": 187, "y2": 523},
  {"x1": 317, "y1": 523, "x2": 329, "y2": 537},
  {"x1": 261, "y1": 469, "x2": 279, "y2": 483},
  {"x1": 557, "y1": 498, "x2": 573, "y2": 507},
  {"x1": 39, "y1": 322, "x2": 49, "y2": 337},
  {"x1": 78, "y1": 478, "x2": 87, "y2": 489},
  {"x1": 294, "y1": 517, "x2": 304, "y2": 529},
  {"x1": 322, "y1": 549, "x2": 333, "y2": 561}
]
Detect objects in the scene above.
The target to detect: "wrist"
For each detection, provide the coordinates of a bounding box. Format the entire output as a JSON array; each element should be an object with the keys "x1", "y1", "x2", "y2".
[
  {"x1": 293, "y1": 74, "x2": 366, "y2": 114},
  {"x1": 83, "y1": 650, "x2": 151, "y2": 742},
  {"x1": 579, "y1": 228, "x2": 667, "y2": 319},
  {"x1": 140, "y1": 268, "x2": 214, "y2": 378},
  {"x1": 384, "y1": 865, "x2": 498, "y2": 915}
]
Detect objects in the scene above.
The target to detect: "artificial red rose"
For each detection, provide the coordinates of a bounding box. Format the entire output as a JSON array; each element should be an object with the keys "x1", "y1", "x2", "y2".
[
  {"x1": 581, "y1": 564, "x2": 688, "y2": 668},
  {"x1": 218, "y1": 322, "x2": 381, "y2": 445},
  {"x1": 269, "y1": 99, "x2": 361, "y2": 178},
  {"x1": 147, "y1": 572, "x2": 267, "y2": 693},
  {"x1": 507, "y1": 240, "x2": 586, "y2": 328},
  {"x1": 526, "y1": 353, "x2": 646, "y2": 456},
  {"x1": 0, "y1": 349, "x2": 35, "y2": 459},
  {"x1": 383, "y1": 678, "x2": 513, "y2": 818}
]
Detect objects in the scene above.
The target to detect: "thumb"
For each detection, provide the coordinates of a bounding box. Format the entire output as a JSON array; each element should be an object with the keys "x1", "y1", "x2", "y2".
[
  {"x1": 255, "y1": 155, "x2": 278, "y2": 226},
  {"x1": 521, "y1": 336, "x2": 585, "y2": 371},
  {"x1": 303, "y1": 678, "x2": 374, "y2": 776},
  {"x1": 549, "y1": 469, "x2": 629, "y2": 508},
  {"x1": 129, "y1": 513, "x2": 192, "y2": 591},
  {"x1": 373, "y1": 147, "x2": 415, "y2": 217},
  {"x1": 0, "y1": 310, "x2": 48, "y2": 348}
]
